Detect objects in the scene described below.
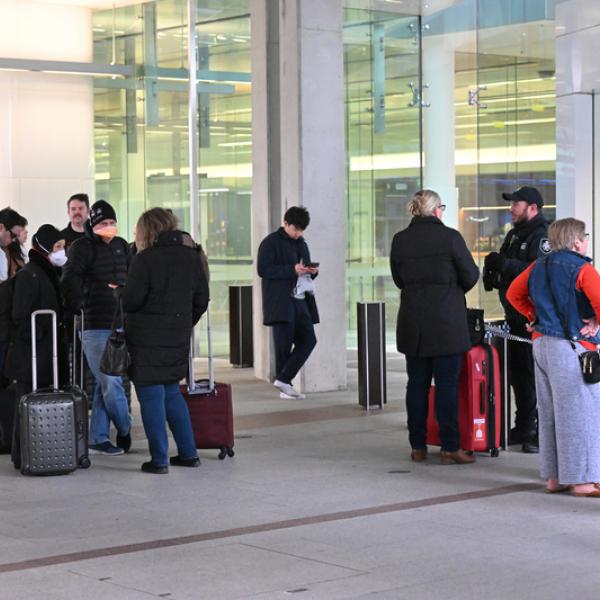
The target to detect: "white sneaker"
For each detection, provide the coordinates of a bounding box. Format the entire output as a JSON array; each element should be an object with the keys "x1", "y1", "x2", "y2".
[
  {"x1": 280, "y1": 392, "x2": 306, "y2": 400},
  {"x1": 274, "y1": 379, "x2": 304, "y2": 398}
]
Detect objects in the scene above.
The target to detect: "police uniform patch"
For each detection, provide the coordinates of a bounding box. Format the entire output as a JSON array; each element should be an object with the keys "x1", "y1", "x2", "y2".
[{"x1": 540, "y1": 238, "x2": 551, "y2": 254}]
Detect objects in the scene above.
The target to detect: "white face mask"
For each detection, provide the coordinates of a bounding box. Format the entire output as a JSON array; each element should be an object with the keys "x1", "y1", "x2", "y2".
[{"x1": 49, "y1": 249, "x2": 67, "y2": 267}]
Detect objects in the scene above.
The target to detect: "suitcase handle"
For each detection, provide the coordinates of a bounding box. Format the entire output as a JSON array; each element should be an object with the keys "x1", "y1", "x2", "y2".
[
  {"x1": 31, "y1": 309, "x2": 59, "y2": 393},
  {"x1": 187, "y1": 302, "x2": 215, "y2": 395},
  {"x1": 72, "y1": 310, "x2": 84, "y2": 389}
]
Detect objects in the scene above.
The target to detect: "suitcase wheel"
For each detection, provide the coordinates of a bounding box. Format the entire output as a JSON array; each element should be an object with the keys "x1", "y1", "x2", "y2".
[
  {"x1": 227, "y1": 447, "x2": 235, "y2": 458},
  {"x1": 490, "y1": 448, "x2": 500, "y2": 458},
  {"x1": 218, "y1": 448, "x2": 226, "y2": 460},
  {"x1": 79, "y1": 457, "x2": 91, "y2": 469}
]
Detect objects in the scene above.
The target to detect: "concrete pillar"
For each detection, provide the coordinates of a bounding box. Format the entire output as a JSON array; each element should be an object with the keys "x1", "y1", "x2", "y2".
[
  {"x1": 422, "y1": 34, "x2": 457, "y2": 228},
  {"x1": 0, "y1": 0, "x2": 94, "y2": 238},
  {"x1": 251, "y1": 0, "x2": 347, "y2": 392},
  {"x1": 251, "y1": 0, "x2": 281, "y2": 382}
]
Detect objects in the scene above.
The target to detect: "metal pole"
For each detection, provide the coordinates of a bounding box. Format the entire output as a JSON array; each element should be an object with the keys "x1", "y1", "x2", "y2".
[{"x1": 187, "y1": 0, "x2": 199, "y2": 240}]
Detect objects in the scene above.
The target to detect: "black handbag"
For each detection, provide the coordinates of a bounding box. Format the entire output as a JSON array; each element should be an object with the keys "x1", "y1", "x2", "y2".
[
  {"x1": 545, "y1": 261, "x2": 600, "y2": 384},
  {"x1": 100, "y1": 298, "x2": 129, "y2": 376},
  {"x1": 467, "y1": 308, "x2": 485, "y2": 347}
]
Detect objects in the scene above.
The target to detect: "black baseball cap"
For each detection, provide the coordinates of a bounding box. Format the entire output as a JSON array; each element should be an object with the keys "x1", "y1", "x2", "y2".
[{"x1": 502, "y1": 186, "x2": 544, "y2": 209}]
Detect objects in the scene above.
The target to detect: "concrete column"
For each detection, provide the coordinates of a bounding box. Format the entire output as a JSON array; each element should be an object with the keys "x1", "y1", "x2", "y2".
[
  {"x1": 422, "y1": 34, "x2": 457, "y2": 228},
  {"x1": 251, "y1": 0, "x2": 347, "y2": 392},
  {"x1": 251, "y1": 0, "x2": 281, "y2": 382},
  {"x1": 0, "y1": 0, "x2": 94, "y2": 238}
]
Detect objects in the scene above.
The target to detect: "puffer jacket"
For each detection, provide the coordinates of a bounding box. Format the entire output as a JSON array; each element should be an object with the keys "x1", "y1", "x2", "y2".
[
  {"x1": 62, "y1": 228, "x2": 129, "y2": 330},
  {"x1": 122, "y1": 230, "x2": 209, "y2": 385}
]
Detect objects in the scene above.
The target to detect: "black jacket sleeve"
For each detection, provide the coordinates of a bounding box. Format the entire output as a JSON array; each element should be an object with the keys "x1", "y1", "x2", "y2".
[
  {"x1": 61, "y1": 239, "x2": 92, "y2": 314},
  {"x1": 257, "y1": 236, "x2": 296, "y2": 280},
  {"x1": 191, "y1": 260, "x2": 209, "y2": 326},
  {"x1": 389, "y1": 234, "x2": 404, "y2": 289},
  {"x1": 452, "y1": 233, "x2": 480, "y2": 292}
]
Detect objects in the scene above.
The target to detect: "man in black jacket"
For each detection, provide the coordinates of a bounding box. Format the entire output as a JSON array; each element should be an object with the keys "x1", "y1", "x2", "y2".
[
  {"x1": 257, "y1": 206, "x2": 319, "y2": 399},
  {"x1": 62, "y1": 200, "x2": 132, "y2": 456},
  {"x1": 61, "y1": 193, "x2": 90, "y2": 250},
  {"x1": 484, "y1": 186, "x2": 550, "y2": 453}
]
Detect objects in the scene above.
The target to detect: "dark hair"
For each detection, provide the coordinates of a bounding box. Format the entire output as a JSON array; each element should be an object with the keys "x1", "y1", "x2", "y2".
[
  {"x1": 6, "y1": 240, "x2": 26, "y2": 274},
  {"x1": 284, "y1": 206, "x2": 310, "y2": 230},
  {"x1": 68, "y1": 193, "x2": 89, "y2": 208},
  {"x1": 0, "y1": 207, "x2": 25, "y2": 230}
]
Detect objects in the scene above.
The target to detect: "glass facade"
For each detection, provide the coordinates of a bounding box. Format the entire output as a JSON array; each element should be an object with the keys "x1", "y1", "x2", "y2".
[
  {"x1": 0, "y1": 0, "x2": 558, "y2": 358},
  {"x1": 343, "y1": 0, "x2": 557, "y2": 346}
]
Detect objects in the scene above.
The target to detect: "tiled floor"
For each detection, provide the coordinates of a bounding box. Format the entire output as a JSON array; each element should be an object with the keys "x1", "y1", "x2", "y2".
[{"x1": 1, "y1": 357, "x2": 598, "y2": 599}]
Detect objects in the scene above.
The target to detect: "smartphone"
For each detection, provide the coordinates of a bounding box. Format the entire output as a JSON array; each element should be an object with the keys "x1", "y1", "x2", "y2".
[{"x1": 307, "y1": 262, "x2": 320, "y2": 268}]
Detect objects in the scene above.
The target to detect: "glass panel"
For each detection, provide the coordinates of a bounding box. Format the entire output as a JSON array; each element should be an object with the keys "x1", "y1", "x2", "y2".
[
  {"x1": 477, "y1": 4, "x2": 556, "y2": 318},
  {"x1": 92, "y1": 0, "x2": 252, "y2": 356},
  {"x1": 344, "y1": 6, "x2": 422, "y2": 347}
]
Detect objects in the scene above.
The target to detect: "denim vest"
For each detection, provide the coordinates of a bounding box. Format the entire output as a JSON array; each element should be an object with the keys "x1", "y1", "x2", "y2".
[{"x1": 529, "y1": 250, "x2": 600, "y2": 343}]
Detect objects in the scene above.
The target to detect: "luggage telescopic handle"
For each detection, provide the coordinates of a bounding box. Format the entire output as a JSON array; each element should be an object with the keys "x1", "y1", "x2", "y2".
[
  {"x1": 31, "y1": 309, "x2": 59, "y2": 393},
  {"x1": 186, "y1": 301, "x2": 215, "y2": 395},
  {"x1": 72, "y1": 310, "x2": 84, "y2": 389}
]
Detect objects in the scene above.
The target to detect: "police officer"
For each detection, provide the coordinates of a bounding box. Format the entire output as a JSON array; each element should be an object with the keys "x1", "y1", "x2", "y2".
[{"x1": 483, "y1": 186, "x2": 550, "y2": 453}]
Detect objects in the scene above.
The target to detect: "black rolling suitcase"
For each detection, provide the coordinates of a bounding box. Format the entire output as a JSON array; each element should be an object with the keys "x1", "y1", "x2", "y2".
[{"x1": 16, "y1": 310, "x2": 90, "y2": 476}]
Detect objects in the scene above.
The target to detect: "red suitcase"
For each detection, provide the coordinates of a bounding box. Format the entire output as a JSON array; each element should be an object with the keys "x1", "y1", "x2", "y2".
[
  {"x1": 427, "y1": 343, "x2": 501, "y2": 456},
  {"x1": 180, "y1": 308, "x2": 235, "y2": 460}
]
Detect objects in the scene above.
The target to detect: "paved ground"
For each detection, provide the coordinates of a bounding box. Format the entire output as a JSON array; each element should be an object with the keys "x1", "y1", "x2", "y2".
[{"x1": 1, "y1": 356, "x2": 599, "y2": 599}]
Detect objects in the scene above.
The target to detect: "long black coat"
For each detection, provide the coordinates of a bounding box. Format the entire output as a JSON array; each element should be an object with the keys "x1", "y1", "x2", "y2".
[
  {"x1": 122, "y1": 231, "x2": 209, "y2": 385},
  {"x1": 390, "y1": 216, "x2": 479, "y2": 357},
  {"x1": 4, "y1": 251, "x2": 67, "y2": 388},
  {"x1": 257, "y1": 227, "x2": 319, "y2": 325}
]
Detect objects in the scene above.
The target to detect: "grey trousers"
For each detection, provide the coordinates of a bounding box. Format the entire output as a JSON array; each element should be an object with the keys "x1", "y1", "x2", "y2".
[{"x1": 533, "y1": 336, "x2": 600, "y2": 485}]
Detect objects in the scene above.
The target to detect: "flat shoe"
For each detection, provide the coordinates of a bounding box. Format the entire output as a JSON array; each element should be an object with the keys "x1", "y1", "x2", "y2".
[
  {"x1": 410, "y1": 448, "x2": 427, "y2": 462},
  {"x1": 545, "y1": 485, "x2": 571, "y2": 494},
  {"x1": 440, "y1": 449, "x2": 476, "y2": 465},
  {"x1": 573, "y1": 483, "x2": 600, "y2": 497}
]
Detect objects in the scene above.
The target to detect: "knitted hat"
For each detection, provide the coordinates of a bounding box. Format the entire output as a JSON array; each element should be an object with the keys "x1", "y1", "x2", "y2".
[
  {"x1": 89, "y1": 200, "x2": 117, "y2": 228},
  {"x1": 32, "y1": 225, "x2": 63, "y2": 255}
]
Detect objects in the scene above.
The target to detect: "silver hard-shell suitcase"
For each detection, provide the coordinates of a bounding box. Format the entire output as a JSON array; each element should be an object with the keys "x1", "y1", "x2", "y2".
[{"x1": 19, "y1": 310, "x2": 84, "y2": 476}]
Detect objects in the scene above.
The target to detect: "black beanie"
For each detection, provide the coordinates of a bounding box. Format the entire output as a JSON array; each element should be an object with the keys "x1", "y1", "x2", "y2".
[
  {"x1": 33, "y1": 225, "x2": 63, "y2": 255},
  {"x1": 89, "y1": 200, "x2": 117, "y2": 228}
]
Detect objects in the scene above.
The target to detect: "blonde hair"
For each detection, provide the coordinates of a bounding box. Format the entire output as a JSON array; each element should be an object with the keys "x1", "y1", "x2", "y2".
[
  {"x1": 135, "y1": 208, "x2": 178, "y2": 251},
  {"x1": 407, "y1": 189, "x2": 441, "y2": 217},
  {"x1": 548, "y1": 218, "x2": 586, "y2": 251}
]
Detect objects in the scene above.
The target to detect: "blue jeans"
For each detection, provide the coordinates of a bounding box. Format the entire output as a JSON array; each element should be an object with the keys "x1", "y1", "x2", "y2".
[
  {"x1": 82, "y1": 329, "x2": 132, "y2": 445},
  {"x1": 135, "y1": 383, "x2": 198, "y2": 467},
  {"x1": 405, "y1": 353, "x2": 463, "y2": 452}
]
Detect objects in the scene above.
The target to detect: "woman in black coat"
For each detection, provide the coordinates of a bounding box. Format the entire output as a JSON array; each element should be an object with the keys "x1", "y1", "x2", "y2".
[
  {"x1": 122, "y1": 208, "x2": 209, "y2": 474},
  {"x1": 390, "y1": 190, "x2": 479, "y2": 465},
  {"x1": 5, "y1": 225, "x2": 68, "y2": 389}
]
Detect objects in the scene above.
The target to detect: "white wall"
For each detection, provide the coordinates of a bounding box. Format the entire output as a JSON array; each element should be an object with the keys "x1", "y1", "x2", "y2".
[{"x1": 0, "y1": 0, "x2": 94, "y2": 240}]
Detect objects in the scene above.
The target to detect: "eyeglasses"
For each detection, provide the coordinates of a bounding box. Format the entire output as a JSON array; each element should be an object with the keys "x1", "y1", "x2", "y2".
[{"x1": 437, "y1": 204, "x2": 446, "y2": 212}]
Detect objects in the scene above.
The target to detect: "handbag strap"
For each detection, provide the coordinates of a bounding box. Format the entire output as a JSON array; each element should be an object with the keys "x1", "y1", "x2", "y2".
[
  {"x1": 110, "y1": 290, "x2": 125, "y2": 332},
  {"x1": 543, "y1": 259, "x2": 577, "y2": 351}
]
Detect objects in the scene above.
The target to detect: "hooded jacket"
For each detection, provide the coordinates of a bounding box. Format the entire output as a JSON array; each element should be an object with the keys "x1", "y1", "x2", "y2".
[
  {"x1": 4, "y1": 250, "x2": 67, "y2": 387},
  {"x1": 122, "y1": 230, "x2": 209, "y2": 385}
]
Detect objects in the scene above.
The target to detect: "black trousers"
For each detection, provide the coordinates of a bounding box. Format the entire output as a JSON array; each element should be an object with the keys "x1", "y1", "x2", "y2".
[
  {"x1": 405, "y1": 353, "x2": 463, "y2": 452},
  {"x1": 507, "y1": 320, "x2": 537, "y2": 433},
  {"x1": 272, "y1": 299, "x2": 317, "y2": 384}
]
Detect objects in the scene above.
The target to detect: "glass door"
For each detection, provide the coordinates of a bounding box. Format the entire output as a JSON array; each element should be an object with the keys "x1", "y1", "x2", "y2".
[{"x1": 344, "y1": 7, "x2": 422, "y2": 347}]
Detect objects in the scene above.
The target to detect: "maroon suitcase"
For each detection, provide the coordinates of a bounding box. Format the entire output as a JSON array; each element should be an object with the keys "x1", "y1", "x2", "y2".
[
  {"x1": 181, "y1": 312, "x2": 235, "y2": 460},
  {"x1": 180, "y1": 381, "x2": 234, "y2": 460}
]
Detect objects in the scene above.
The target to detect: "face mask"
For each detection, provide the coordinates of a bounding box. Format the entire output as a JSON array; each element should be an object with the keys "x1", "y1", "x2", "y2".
[
  {"x1": 95, "y1": 225, "x2": 118, "y2": 241},
  {"x1": 49, "y1": 249, "x2": 67, "y2": 267}
]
